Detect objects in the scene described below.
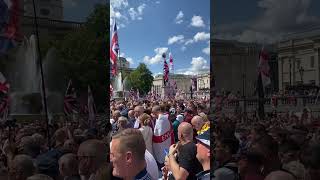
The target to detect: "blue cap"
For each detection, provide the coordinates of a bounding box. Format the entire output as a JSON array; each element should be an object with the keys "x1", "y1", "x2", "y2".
[{"x1": 196, "y1": 128, "x2": 210, "y2": 147}]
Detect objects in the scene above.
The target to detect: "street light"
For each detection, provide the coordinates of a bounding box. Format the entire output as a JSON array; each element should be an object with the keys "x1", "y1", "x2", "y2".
[{"x1": 299, "y1": 66, "x2": 304, "y2": 84}]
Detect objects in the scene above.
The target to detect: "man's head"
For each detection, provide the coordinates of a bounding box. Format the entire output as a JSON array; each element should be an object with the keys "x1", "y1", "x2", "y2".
[
  {"x1": 178, "y1": 122, "x2": 194, "y2": 142},
  {"x1": 117, "y1": 116, "x2": 128, "y2": 130},
  {"x1": 63, "y1": 139, "x2": 78, "y2": 154},
  {"x1": 134, "y1": 106, "x2": 144, "y2": 119},
  {"x1": 58, "y1": 153, "x2": 78, "y2": 177},
  {"x1": 110, "y1": 128, "x2": 146, "y2": 178},
  {"x1": 191, "y1": 115, "x2": 205, "y2": 131},
  {"x1": 10, "y1": 154, "x2": 35, "y2": 180},
  {"x1": 18, "y1": 136, "x2": 40, "y2": 158},
  {"x1": 151, "y1": 105, "x2": 161, "y2": 118},
  {"x1": 214, "y1": 138, "x2": 239, "y2": 163},
  {"x1": 77, "y1": 140, "x2": 107, "y2": 176},
  {"x1": 195, "y1": 129, "x2": 210, "y2": 170},
  {"x1": 112, "y1": 110, "x2": 121, "y2": 122},
  {"x1": 128, "y1": 110, "x2": 135, "y2": 119}
]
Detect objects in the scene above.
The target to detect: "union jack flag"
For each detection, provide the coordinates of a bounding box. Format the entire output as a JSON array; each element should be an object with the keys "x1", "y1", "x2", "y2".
[
  {"x1": 0, "y1": 0, "x2": 20, "y2": 54},
  {"x1": 163, "y1": 53, "x2": 169, "y2": 86},
  {"x1": 110, "y1": 20, "x2": 119, "y2": 76},
  {"x1": 64, "y1": 80, "x2": 79, "y2": 116}
]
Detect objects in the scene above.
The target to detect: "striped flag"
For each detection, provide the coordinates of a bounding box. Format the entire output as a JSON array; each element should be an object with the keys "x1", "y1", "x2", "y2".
[
  {"x1": 88, "y1": 85, "x2": 96, "y2": 128},
  {"x1": 163, "y1": 53, "x2": 169, "y2": 86},
  {"x1": 0, "y1": 72, "x2": 9, "y2": 121},
  {"x1": 169, "y1": 53, "x2": 173, "y2": 71},
  {"x1": 64, "y1": 80, "x2": 79, "y2": 116},
  {"x1": 110, "y1": 20, "x2": 119, "y2": 76},
  {"x1": 258, "y1": 47, "x2": 271, "y2": 88},
  {"x1": 0, "y1": 0, "x2": 20, "y2": 54}
]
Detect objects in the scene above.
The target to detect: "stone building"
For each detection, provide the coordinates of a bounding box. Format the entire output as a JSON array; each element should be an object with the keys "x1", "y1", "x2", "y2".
[{"x1": 278, "y1": 28, "x2": 320, "y2": 90}]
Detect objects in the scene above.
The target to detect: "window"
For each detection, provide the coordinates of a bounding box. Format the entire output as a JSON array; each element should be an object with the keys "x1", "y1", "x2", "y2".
[
  {"x1": 40, "y1": 8, "x2": 50, "y2": 16},
  {"x1": 310, "y1": 56, "x2": 315, "y2": 68}
]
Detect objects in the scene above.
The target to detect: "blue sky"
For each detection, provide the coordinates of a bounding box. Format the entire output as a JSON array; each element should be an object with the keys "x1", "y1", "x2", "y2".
[
  {"x1": 213, "y1": 0, "x2": 320, "y2": 44},
  {"x1": 110, "y1": 0, "x2": 210, "y2": 75}
]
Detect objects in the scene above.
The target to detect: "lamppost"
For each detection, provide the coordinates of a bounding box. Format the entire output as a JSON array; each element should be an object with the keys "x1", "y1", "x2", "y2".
[{"x1": 299, "y1": 66, "x2": 304, "y2": 84}]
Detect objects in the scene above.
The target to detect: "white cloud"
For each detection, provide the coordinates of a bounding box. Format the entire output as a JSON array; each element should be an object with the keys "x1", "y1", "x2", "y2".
[
  {"x1": 176, "y1": 56, "x2": 209, "y2": 75},
  {"x1": 143, "y1": 47, "x2": 169, "y2": 65},
  {"x1": 110, "y1": 0, "x2": 129, "y2": 9},
  {"x1": 215, "y1": 0, "x2": 320, "y2": 43},
  {"x1": 202, "y1": 47, "x2": 210, "y2": 55},
  {"x1": 175, "y1": 11, "x2": 184, "y2": 24},
  {"x1": 137, "y1": 4, "x2": 146, "y2": 14},
  {"x1": 128, "y1": 8, "x2": 138, "y2": 20},
  {"x1": 128, "y1": 4, "x2": 146, "y2": 21},
  {"x1": 126, "y1": 57, "x2": 134, "y2": 65},
  {"x1": 153, "y1": 72, "x2": 163, "y2": 78},
  {"x1": 194, "y1": 32, "x2": 210, "y2": 42},
  {"x1": 168, "y1": 35, "x2": 184, "y2": 45},
  {"x1": 110, "y1": 1, "x2": 147, "y2": 28},
  {"x1": 190, "y1": 15, "x2": 205, "y2": 27},
  {"x1": 184, "y1": 39, "x2": 194, "y2": 45},
  {"x1": 184, "y1": 32, "x2": 210, "y2": 46}
]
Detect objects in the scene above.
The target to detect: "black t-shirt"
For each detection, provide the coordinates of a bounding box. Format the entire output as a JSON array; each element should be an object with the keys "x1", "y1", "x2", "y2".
[{"x1": 169, "y1": 142, "x2": 203, "y2": 180}]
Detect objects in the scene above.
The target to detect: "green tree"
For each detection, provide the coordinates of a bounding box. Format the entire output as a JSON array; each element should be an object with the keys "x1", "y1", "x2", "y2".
[
  {"x1": 52, "y1": 4, "x2": 109, "y2": 108},
  {"x1": 127, "y1": 63, "x2": 153, "y2": 95}
]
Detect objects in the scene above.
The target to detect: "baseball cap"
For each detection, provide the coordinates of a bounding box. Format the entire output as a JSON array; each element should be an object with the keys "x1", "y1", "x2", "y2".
[
  {"x1": 196, "y1": 129, "x2": 210, "y2": 147},
  {"x1": 176, "y1": 114, "x2": 184, "y2": 122}
]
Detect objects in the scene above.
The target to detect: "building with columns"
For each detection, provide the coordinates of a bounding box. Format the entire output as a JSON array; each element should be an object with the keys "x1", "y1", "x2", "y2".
[
  {"x1": 152, "y1": 73, "x2": 210, "y2": 98},
  {"x1": 278, "y1": 29, "x2": 320, "y2": 90}
]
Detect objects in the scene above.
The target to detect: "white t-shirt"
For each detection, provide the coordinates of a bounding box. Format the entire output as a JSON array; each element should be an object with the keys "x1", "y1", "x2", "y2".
[
  {"x1": 139, "y1": 126, "x2": 154, "y2": 156},
  {"x1": 145, "y1": 149, "x2": 159, "y2": 180},
  {"x1": 134, "y1": 118, "x2": 140, "y2": 129}
]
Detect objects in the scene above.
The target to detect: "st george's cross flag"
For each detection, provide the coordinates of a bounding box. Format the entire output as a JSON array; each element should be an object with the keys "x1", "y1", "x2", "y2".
[{"x1": 169, "y1": 53, "x2": 173, "y2": 71}]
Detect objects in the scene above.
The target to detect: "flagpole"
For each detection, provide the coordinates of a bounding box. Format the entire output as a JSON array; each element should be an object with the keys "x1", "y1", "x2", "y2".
[{"x1": 32, "y1": 0, "x2": 51, "y2": 149}]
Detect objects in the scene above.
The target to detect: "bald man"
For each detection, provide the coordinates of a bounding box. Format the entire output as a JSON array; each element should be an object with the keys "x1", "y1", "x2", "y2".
[
  {"x1": 264, "y1": 171, "x2": 295, "y2": 180},
  {"x1": 59, "y1": 153, "x2": 80, "y2": 180},
  {"x1": 10, "y1": 154, "x2": 35, "y2": 180},
  {"x1": 77, "y1": 139, "x2": 108, "y2": 180},
  {"x1": 191, "y1": 115, "x2": 210, "y2": 135},
  {"x1": 167, "y1": 122, "x2": 202, "y2": 180}
]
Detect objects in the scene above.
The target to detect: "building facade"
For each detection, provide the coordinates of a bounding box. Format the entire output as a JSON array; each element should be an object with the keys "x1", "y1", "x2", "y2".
[
  {"x1": 213, "y1": 39, "x2": 260, "y2": 97},
  {"x1": 278, "y1": 29, "x2": 320, "y2": 90},
  {"x1": 152, "y1": 73, "x2": 210, "y2": 98}
]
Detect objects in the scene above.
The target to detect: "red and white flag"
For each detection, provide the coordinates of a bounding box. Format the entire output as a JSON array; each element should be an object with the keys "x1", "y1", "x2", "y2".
[
  {"x1": 110, "y1": 20, "x2": 119, "y2": 76},
  {"x1": 0, "y1": 72, "x2": 9, "y2": 94},
  {"x1": 258, "y1": 47, "x2": 271, "y2": 88},
  {"x1": 169, "y1": 53, "x2": 173, "y2": 71},
  {"x1": 0, "y1": 72, "x2": 9, "y2": 121},
  {"x1": 88, "y1": 85, "x2": 96, "y2": 128}
]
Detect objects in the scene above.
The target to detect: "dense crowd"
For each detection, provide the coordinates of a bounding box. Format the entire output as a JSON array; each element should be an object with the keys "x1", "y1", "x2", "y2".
[
  {"x1": 0, "y1": 97, "x2": 211, "y2": 180},
  {"x1": 211, "y1": 105, "x2": 320, "y2": 180}
]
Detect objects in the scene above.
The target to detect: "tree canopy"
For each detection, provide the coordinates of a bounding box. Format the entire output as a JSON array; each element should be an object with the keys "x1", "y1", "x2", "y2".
[{"x1": 127, "y1": 63, "x2": 154, "y2": 95}]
